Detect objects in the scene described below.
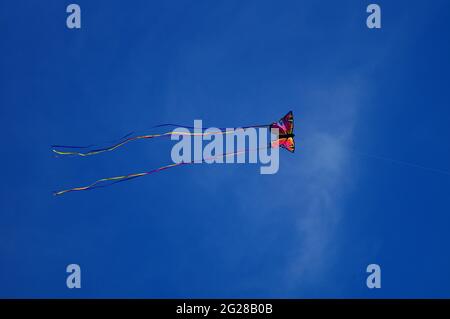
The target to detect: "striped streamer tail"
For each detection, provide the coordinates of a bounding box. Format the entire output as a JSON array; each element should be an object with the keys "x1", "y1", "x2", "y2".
[
  {"x1": 53, "y1": 146, "x2": 269, "y2": 195},
  {"x1": 51, "y1": 124, "x2": 269, "y2": 157}
]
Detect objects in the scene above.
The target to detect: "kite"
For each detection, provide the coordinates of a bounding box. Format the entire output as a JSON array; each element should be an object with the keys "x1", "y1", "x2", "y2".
[
  {"x1": 270, "y1": 111, "x2": 295, "y2": 152},
  {"x1": 53, "y1": 111, "x2": 295, "y2": 195}
]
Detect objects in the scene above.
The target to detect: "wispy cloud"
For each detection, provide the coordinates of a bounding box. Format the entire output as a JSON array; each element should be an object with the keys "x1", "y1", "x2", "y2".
[{"x1": 283, "y1": 78, "x2": 363, "y2": 291}]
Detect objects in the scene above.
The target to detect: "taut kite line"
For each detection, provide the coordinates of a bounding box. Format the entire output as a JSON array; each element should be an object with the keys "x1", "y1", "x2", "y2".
[{"x1": 53, "y1": 111, "x2": 295, "y2": 195}]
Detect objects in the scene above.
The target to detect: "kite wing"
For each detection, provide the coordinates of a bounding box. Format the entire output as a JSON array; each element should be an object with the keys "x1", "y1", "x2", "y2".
[
  {"x1": 277, "y1": 137, "x2": 295, "y2": 152},
  {"x1": 270, "y1": 111, "x2": 294, "y2": 135}
]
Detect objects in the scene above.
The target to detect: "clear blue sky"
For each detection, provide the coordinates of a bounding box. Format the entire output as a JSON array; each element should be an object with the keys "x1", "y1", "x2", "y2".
[{"x1": 1, "y1": 0, "x2": 450, "y2": 298}]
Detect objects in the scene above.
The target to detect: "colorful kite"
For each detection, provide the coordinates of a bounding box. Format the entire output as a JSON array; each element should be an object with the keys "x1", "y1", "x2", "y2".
[
  {"x1": 53, "y1": 111, "x2": 295, "y2": 195},
  {"x1": 270, "y1": 111, "x2": 295, "y2": 152}
]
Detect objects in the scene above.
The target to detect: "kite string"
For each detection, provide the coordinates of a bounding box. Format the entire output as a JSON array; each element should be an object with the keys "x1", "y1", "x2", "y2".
[
  {"x1": 53, "y1": 145, "x2": 270, "y2": 196},
  {"x1": 346, "y1": 148, "x2": 450, "y2": 176}
]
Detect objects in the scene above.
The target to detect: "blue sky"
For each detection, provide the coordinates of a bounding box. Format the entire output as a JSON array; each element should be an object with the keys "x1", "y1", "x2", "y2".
[{"x1": 1, "y1": 0, "x2": 450, "y2": 298}]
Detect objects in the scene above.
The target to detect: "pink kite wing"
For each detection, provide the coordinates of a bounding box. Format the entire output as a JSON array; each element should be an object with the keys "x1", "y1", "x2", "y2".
[
  {"x1": 272, "y1": 137, "x2": 295, "y2": 153},
  {"x1": 270, "y1": 111, "x2": 294, "y2": 135}
]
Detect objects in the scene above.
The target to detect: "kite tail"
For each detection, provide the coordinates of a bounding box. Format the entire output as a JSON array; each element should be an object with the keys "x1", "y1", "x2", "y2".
[
  {"x1": 153, "y1": 123, "x2": 269, "y2": 130},
  {"x1": 52, "y1": 124, "x2": 270, "y2": 157},
  {"x1": 53, "y1": 145, "x2": 270, "y2": 196},
  {"x1": 51, "y1": 132, "x2": 135, "y2": 150},
  {"x1": 52, "y1": 133, "x2": 169, "y2": 157},
  {"x1": 53, "y1": 162, "x2": 187, "y2": 195}
]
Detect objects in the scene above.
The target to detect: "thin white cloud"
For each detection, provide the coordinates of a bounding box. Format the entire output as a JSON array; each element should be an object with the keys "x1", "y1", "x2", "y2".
[{"x1": 283, "y1": 78, "x2": 363, "y2": 291}]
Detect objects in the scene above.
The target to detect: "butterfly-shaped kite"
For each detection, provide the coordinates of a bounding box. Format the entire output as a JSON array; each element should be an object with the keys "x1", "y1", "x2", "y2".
[
  {"x1": 271, "y1": 111, "x2": 295, "y2": 153},
  {"x1": 53, "y1": 111, "x2": 295, "y2": 195}
]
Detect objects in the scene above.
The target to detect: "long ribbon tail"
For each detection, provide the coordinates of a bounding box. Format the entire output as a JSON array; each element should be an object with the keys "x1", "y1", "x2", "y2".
[
  {"x1": 53, "y1": 146, "x2": 270, "y2": 196},
  {"x1": 51, "y1": 132, "x2": 135, "y2": 150},
  {"x1": 52, "y1": 132, "x2": 170, "y2": 157},
  {"x1": 53, "y1": 162, "x2": 187, "y2": 196},
  {"x1": 52, "y1": 125, "x2": 270, "y2": 157},
  {"x1": 153, "y1": 123, "x2": 269, "y2": 130}
]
